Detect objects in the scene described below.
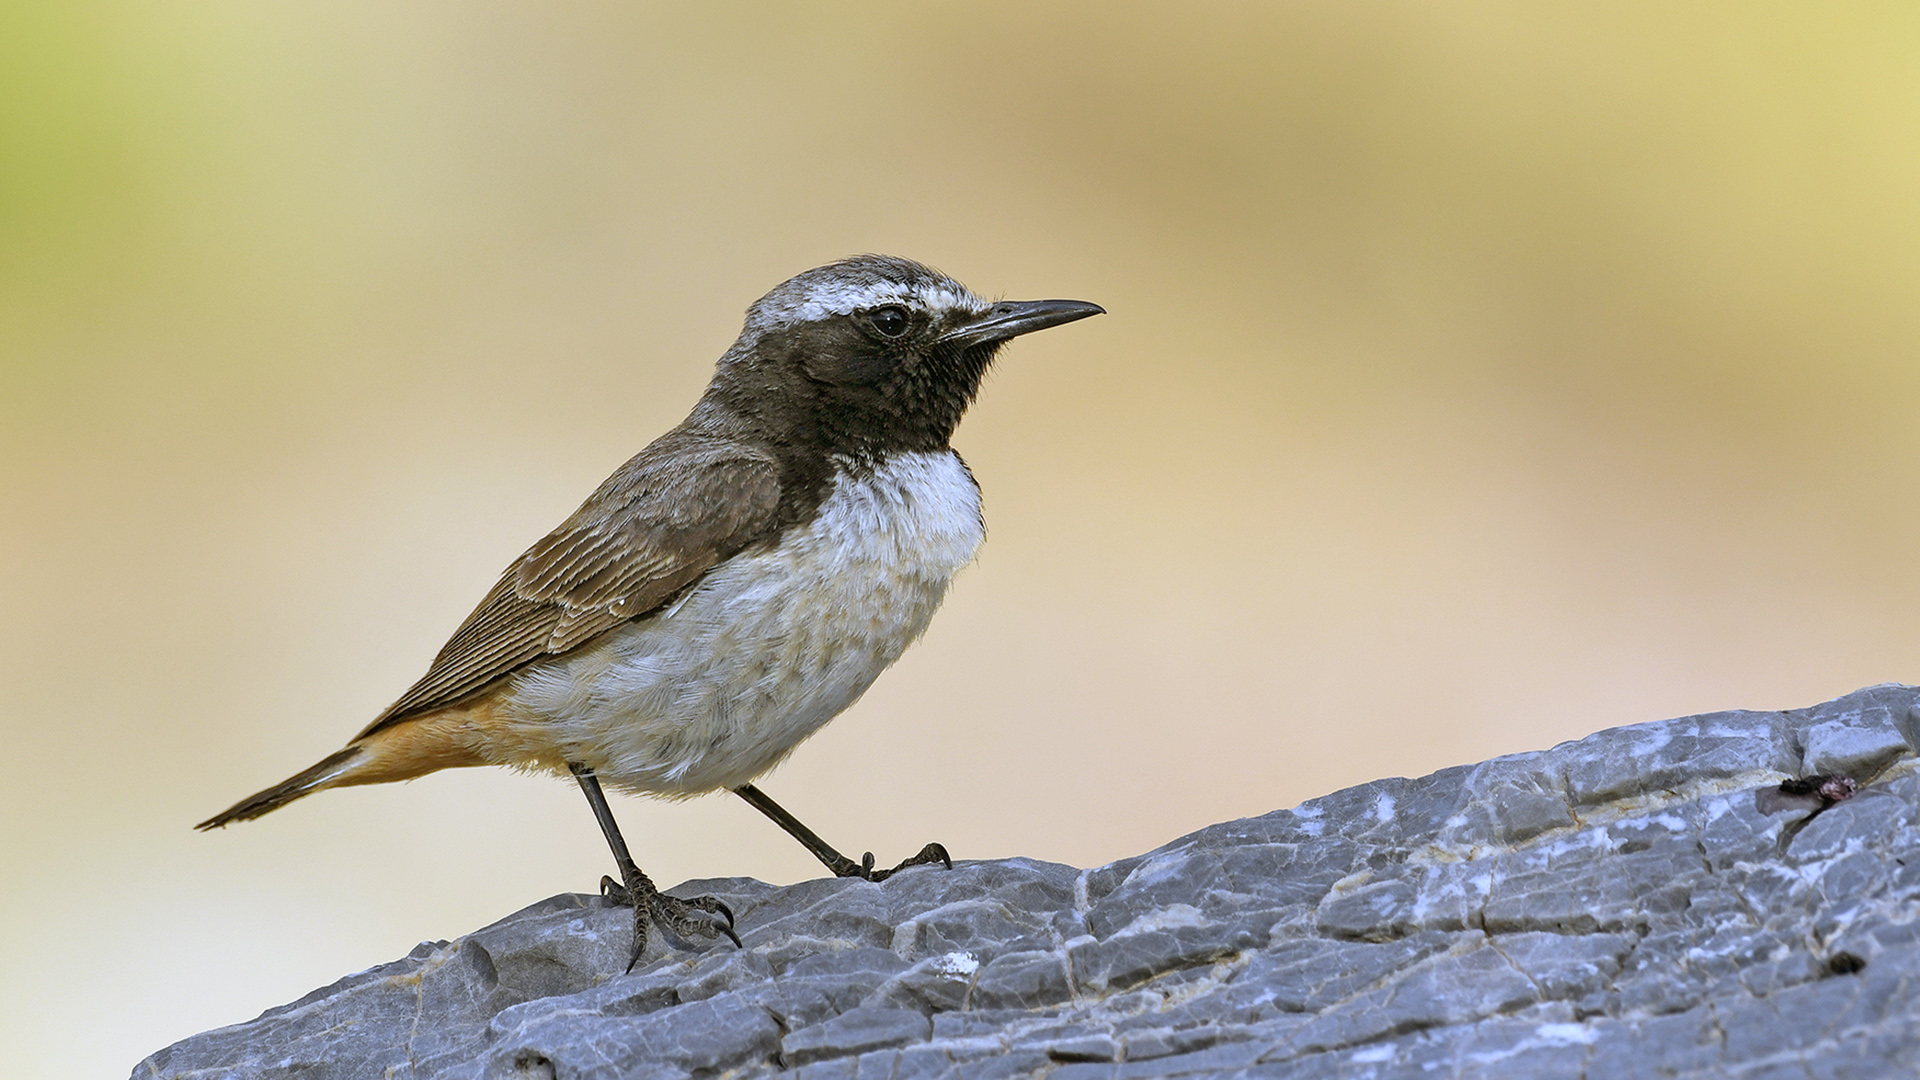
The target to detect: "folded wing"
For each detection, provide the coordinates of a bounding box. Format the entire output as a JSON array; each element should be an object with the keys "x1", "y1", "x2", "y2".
[{"x1": 355, "y1": 437, "x2": 784, "y2": 738}]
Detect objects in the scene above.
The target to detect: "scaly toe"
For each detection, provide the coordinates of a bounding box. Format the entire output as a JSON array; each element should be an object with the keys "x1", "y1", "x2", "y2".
[
  {"x1": 649, "y1": 891, "x2": 741, "y2": 948},
  {"x1": 903, "y1": 842, "x2": 953, "y2": 873},
  {"x1": 623, "y1": 905, "x2": 653, "y2": 972},
  {"x1": 857, "y1": 842, "x2": 953, "y2": 883},
  {"x1": 601, "y1": 874, "x2": 634, "y2": 907}
]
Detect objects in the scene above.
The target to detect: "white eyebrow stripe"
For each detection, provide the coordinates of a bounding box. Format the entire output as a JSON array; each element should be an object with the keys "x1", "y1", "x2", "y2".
[{"x1": 786, "y1": 280, "x2": 987, "y2": 322}]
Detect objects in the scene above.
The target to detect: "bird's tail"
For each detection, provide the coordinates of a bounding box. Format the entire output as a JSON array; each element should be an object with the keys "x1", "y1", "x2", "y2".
[
  {"x1": 196, "y1": 746, "x2": 367, "y2": 830},
  {"x1": 197, "y1": 704, "x2": 499, "y2": 830}
]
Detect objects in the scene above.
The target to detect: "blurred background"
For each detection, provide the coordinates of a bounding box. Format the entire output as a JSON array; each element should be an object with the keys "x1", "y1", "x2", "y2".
[{"x1": 6, "y1": 2, "x2": 1920, "y2": 1073}]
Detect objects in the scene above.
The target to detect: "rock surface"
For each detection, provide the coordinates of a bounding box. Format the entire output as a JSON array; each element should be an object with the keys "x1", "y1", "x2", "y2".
[{"x1": 137, "y1": 685, "x2": 1920, "y2": 1079}]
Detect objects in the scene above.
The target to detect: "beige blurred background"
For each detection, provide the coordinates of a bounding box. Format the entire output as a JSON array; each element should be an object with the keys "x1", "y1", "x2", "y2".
[{"x1": 6, "y1": 2, "x2": 1920, "y2": 1073}]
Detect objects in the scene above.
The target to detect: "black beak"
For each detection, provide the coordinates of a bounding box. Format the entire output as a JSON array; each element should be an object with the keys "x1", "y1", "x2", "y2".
[{"x1": 939, "y1": 298, "x2": 1105, "y2": 349}]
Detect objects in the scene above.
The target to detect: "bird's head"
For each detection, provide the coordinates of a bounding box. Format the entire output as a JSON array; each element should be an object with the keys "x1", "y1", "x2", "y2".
[{"x1": 700, "y1": 255, "x2": 1103, "y2": 457}]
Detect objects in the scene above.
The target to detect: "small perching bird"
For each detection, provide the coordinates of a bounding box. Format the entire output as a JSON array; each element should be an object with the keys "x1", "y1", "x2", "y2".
[{"x1": 199, "y1": 256, "x2": 1104, "y2": 967}]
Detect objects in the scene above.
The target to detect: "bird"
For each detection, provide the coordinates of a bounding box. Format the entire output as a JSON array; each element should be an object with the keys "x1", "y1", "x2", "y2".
[{"x1": 198, "y1": 255, "x2": 1104, "y2": 967}]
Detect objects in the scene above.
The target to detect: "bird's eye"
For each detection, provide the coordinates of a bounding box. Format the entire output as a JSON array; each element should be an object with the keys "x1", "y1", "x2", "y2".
[{"x1": 867, "y1": 305, "x2": 911, "y2": 339}]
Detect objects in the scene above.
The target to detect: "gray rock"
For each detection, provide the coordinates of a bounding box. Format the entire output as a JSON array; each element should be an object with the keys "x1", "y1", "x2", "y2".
[
  {"x1": 136, "y1": 684, "x2": 1920, "y2": 1079},
  {"x1": 780, "y1": 1005, "x2": 929, "y2": 1066}
]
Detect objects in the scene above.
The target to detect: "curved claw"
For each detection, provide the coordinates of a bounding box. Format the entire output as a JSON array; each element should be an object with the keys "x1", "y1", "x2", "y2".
[
  {"x1": 601, "y1": 874, "x2": 742, "y2": 967},
  {"x1": 911, "y1": 842, "x2": 954, "y2": 872},
  {"x1": 841, "y1": 841, "x2": 954, "y2": 882},
  {"x1": 668, "y1": 893, "x2": 741, "y2": 948}
]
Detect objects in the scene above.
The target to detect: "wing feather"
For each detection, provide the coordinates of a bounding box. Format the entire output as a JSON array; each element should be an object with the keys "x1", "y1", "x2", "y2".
[{"x1": 355, "y1": 437, "x2": 783, "y2": 737}]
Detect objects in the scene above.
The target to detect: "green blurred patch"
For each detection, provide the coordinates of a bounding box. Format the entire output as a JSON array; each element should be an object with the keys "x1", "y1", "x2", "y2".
[
  {"x1": 0, "y1": 2, "x2": 379, "y2": 446},
  {"x1": 0, "y1": 2, "x2": 169, "y2": 297}
]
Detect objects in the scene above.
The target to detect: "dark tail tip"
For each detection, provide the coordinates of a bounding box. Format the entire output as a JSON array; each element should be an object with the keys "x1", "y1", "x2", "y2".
[{"x1": 196, "y1": 746, "x2": 362, "y2": 830}]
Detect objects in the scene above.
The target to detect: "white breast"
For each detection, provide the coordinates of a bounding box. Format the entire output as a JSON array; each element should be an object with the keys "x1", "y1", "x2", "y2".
[{"x1": 500, "y1": 450, "x2": 985, "y2": 795}]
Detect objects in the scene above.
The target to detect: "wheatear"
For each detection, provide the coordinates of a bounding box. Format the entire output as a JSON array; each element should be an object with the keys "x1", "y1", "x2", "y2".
[{"x1": 200, "y1": 256, "x2": 1103, "y2": 966}]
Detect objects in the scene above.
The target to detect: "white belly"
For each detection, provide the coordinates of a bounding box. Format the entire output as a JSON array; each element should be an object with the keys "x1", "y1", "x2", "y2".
[{"x1": 499, "y1": 450, "x2": 984, "y2": 795}]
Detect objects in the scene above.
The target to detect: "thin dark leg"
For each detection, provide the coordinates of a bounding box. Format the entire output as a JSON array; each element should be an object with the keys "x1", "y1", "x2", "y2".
[
  {"x1": 732, "y1": 782, "x2": 951, "y2": 882},
  {"x1": 570, "y1": 763, "x2": 739, "y2": 969},
  {"x1": 572, "y1": 762, "x2": 643, "y2": 874}
]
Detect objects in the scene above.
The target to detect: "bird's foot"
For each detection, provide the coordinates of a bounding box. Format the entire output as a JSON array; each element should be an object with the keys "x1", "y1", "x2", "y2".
[
  {"x1": 831, "y1": 841, "x2": 953, "y2": 882},
  {"x1": 600, "y1": 867, "x2": 740, "y2": 971}
]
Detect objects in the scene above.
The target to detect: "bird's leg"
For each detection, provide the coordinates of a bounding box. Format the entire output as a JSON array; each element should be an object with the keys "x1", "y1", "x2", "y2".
[
  {"x1": 569, "y1": 763, "x2": 739, "y2": 970},
  {"x1": 732, "y1": 783, "x2": 952, "y2": 882}
]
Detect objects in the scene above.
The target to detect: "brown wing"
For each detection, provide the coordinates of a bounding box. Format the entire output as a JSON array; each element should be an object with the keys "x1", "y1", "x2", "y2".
[{"x1": 355, "y1": 437, "x2": 783, "y2": 738}]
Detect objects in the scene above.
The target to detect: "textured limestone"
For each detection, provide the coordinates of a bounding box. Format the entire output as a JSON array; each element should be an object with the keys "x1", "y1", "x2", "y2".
[{"x1": 137, "y1": 684, "x2": 1920, "y2": 1078}]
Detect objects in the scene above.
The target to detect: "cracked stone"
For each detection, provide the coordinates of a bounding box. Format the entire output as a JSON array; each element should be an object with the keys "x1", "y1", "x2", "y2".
[
  {"x1": 1068, "y1": 914, "x2": 1268, "y2": 994},
  {"x1": 1445, "y1": 757, "x2": 1577, "y2": 846},
  {"x1": 865, "y1": 951, "x2": 981, "y2": 1014},
  {"x1": 1800, "y1": 684, "x2": 1919, "y2": 777},
  {"x1": 780, "y1": 1005, "x2": 931, "y2": 1067},
  {"x1": 135, "y1": 685, "x2": 1920, "y2": 1080},
  {"x1": 971, "y1": 949, "x2": 1074, "y2": 1011},
  {"x1": 1042, "y1": 1033, "x2": 1118, "y2": 1062},
  {"x1": 1315, "y1": 872, "x2": 1421, "y2": 940},
  {"x1": 1487, "y1": 931, "x2": 1633, "y2": 1001},
  {"x1": 487, "y1": 993, "x2": 781, "y2": 1080},
  {"x1": 1290, "y1": 940, "x2": 1542, "y2": 1052},
  {"x1": 1240, "y1": 932, "x2": 1458, "y2": 1014}
]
